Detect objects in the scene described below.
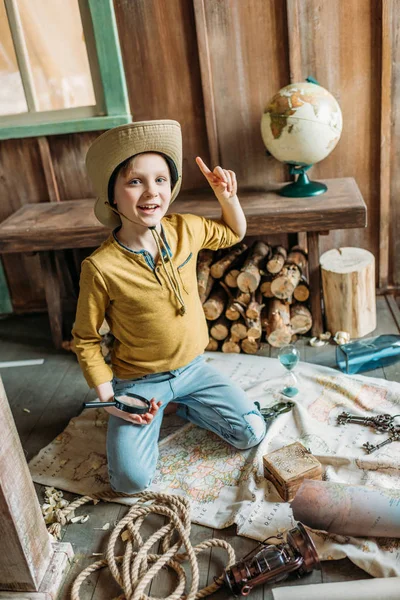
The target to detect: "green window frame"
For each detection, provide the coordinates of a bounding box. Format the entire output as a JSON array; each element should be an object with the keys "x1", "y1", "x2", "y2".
[{"x1": 0, "y1": 0, "x2": 131, "y2": 140}]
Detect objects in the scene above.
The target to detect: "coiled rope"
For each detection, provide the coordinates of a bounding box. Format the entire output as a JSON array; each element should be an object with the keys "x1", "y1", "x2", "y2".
[{"x1": 48, "y1": 490, "x2": 236, "y2": 600}]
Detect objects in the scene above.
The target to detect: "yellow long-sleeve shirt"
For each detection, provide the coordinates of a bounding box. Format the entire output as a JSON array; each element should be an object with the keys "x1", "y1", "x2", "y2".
[{"x1": 72, "y1": 213, "x2": 241, "y2": 388}]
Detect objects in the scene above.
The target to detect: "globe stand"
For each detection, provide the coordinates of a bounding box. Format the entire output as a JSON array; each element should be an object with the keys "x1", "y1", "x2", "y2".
[{"x1": 279, "y1": 165, "x2": 328, "y2": 198}]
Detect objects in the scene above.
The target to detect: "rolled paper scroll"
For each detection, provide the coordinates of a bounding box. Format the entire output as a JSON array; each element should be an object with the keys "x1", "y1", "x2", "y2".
[
  {"x1": 272, "y1": 577, "x2": 400, "y2": 600},
  {"x1": 291, "y1": 480, "x2": 400, "y2": 537}
]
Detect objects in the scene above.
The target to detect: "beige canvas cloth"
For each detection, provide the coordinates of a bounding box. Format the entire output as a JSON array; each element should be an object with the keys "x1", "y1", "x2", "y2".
[{"x1": 29, "y1": 353, "x2": 400, "y2": 578}]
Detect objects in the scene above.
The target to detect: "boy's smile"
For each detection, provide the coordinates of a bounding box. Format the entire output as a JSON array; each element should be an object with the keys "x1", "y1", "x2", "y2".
[{"x1": 113, "y1": 153, "x2": 172, "y2": 228}]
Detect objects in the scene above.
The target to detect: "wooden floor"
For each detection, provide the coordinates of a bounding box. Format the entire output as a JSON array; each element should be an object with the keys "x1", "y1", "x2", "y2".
[{"x1": 1, "y1": 294, "x2": 400, "y2": 599}]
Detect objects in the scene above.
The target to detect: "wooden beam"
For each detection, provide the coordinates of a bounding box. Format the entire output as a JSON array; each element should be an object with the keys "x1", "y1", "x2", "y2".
[
  {"x1": 379, "y1": 0, "x2": 393, "y2": 288},
  {"x1": 193, "y1": 0, "x2": 220, "y2": 166},
  {"x1": 39, "y1": 252, "x2": 63, "y2": 349},
  {"x1": 0, "y1": 178, "x2": 367, "y2": 253},
  {"x1": 386, "y1": 294, "x2": 400, "y2": 332},
  {"x1": 307, "y1": 231, "x2": 323, "y2": 336},
  {"x1": 0, "y1": 376, "x2": 52, "y2": 591},
  {"x1": 37, "y1": 137, "x2": 60, "y2": 203},
  {"x1": 286, "y1": 0, "x2": 302, "y2": 82},
  {"x1": 285, "y1": 0, "x2": 307, "y2": 251}
]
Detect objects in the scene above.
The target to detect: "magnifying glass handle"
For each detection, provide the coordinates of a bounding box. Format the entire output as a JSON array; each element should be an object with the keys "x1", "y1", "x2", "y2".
[{"x1": 83, "y1": 401, "x2": 116, "y2": 408}]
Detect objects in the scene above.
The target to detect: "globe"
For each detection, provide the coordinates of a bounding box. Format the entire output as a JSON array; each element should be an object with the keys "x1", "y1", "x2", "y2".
[{"x1": 261, "y1": 81, "x2": 343, "y2": 196}]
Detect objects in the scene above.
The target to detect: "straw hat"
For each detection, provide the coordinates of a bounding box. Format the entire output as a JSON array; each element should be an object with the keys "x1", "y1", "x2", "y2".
[{"x1": 86, "y1": 120, "x2": 182, "y2": 228}]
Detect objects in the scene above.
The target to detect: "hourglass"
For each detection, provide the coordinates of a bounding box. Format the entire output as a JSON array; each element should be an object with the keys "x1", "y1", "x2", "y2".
[{"x1": 278, "y1": 344, "x2": 300, "y2": 397}]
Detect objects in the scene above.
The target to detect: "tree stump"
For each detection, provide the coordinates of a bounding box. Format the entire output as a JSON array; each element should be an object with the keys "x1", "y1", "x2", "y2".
[{"x1": 320, "y1": 247, "x2": 376, "y2": 338}]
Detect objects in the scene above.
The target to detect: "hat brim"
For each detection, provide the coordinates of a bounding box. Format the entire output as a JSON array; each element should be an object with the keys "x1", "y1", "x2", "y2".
[{"x1": 86, "y1": 120, "x2": 182, "y2": 228}]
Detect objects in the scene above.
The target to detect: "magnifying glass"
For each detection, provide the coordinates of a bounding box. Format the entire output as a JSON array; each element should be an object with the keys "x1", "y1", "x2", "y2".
[{"x1": 83, "y1": 392, "x2": 151, "y2": 415}]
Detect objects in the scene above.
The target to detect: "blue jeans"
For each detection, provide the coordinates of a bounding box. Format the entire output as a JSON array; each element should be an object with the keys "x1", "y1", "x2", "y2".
[{"x1": 107, "y1": 354, "x2": 267, "y2": 493}]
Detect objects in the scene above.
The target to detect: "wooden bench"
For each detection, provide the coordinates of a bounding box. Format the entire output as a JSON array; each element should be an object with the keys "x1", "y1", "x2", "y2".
[{"x1": 0, "y1": 177, "x2": 367, "y2": 348}]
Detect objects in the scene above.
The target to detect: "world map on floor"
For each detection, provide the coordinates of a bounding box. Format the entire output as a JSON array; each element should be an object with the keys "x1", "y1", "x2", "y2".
[{"x1": 29, "y1": 353, "x2": 400, "y2": 578}]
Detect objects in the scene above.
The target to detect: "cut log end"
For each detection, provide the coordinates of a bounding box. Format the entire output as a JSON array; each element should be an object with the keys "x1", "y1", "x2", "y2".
[
  {"x1": 266, "y1": 299, "x2": 292, "y2": 348},
  {"x1": 222, "y1": 335, "x2": 241, "y2": 353},
  {"x1": 205, "y1": 337, "x2": 219, "y2": 351},
  {"x1": 293, "y1": 282, "x2": 310, "y2": 302},
  {"x1": 236, "y1": 271, "x2": 260, "y2": 293},
  {"x1": 241, "y1": 337, "x2": 260, "y2": 354},
  {"x1": 224, "y1": 269, "x2": 240, "y2": 288},
  {"x1": 290, "y1": 303, "x2": 312, "y2": 335}
]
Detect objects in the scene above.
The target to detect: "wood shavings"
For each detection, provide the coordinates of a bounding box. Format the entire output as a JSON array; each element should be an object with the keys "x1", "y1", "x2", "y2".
[
  {"x1": 23, "y1": 408, "x2": 31, "y2": 413},
  {"x1": 309, "y1": 331, "x2": 332, "y2": 347},
  {"x1": 70, "y1": 514, "x2": 90, "y2": 524},
  {"x1": 333, "y1": 330, "x2": 351, "y2": 345},
  {"x1": 91, "y1": 553, "x2": 103, "y2": 556},
  {"x1": 93, "y1": 522, "x2": 110, "y2": 530},
  {"x1": 121, "y1": 530, "x2": 130, "y2": 541},
  {"x1": 309, "y1": 337, "x2": 326, "y2": 347},
  {"x1": 70, "y1": 516, "x2": 83, "y2": 523},
  {"x1": 42, "y1": 486, "x2": 70, "y2": 525},
  {"x1": 319, "y1": 331, "x2": 332, "y2": 341}
]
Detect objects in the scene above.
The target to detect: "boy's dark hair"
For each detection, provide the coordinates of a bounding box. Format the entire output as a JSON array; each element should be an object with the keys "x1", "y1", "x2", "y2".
[{"x1": 107, "y1": 152, "x2": 178, "y2": 206}]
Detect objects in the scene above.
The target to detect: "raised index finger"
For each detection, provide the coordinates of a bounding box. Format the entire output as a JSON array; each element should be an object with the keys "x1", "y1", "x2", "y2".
[{"x1": 195, "y1": 156, "x2": 212, "y2": 177}]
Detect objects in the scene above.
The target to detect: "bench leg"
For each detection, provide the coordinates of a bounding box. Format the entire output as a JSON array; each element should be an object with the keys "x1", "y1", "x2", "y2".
[
  {"x1": 307, "y1": 232, "x2": 324, "y2": 336},
  {"x1": 39, "y1": 251, "x2": 63, "y2": 349}
]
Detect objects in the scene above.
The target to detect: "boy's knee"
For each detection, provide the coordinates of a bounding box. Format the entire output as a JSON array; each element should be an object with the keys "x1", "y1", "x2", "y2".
[
  {"x1": 110, "y1": 469, "x2": 153, "y2": 495},
  {"x1": 231, "y1": 411, "x2": 266, "y2": 450}
]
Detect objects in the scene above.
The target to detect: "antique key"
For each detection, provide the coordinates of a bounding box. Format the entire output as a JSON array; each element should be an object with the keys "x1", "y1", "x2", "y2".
[
  {"x1": 337, "y1": 411, "x2": 399, "y2": 432},
  {"x1": 362, "y1": 427, "x2": 400, "y2": 453},
  {"x1": 255, "y1": 401, "x2": 295, "y2": 423}
]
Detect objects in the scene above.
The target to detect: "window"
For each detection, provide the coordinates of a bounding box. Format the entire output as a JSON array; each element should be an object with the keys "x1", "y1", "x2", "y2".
[{"x1": 0, "y1": 0, "x2": 131, "y2": 139}]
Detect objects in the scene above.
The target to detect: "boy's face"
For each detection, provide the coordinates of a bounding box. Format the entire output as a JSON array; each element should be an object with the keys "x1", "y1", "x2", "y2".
[{"x1": 113, "y1": 153, "x2": 172, "y2": 228}]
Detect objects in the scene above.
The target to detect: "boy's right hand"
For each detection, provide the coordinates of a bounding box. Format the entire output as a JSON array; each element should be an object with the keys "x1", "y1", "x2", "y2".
[{"x1": 103, "y1": 398, "x2": 161, "y2": 425}]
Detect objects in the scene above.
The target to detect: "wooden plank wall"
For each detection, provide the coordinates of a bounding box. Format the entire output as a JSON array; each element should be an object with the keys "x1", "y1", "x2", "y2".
[
  {"x1": 388, "y1": 0, "x2": 400, "y2": 287},
  {"x1": 0, "y1": 0, "x2": 397, "y2": 313}
]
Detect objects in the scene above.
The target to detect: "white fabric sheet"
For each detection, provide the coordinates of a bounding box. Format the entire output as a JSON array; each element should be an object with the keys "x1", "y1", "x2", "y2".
[{"x1": 29, "y1": 353, "x2": 400, "y2": 577}]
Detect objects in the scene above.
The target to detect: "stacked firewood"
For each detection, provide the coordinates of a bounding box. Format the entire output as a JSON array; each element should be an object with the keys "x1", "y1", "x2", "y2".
[{"x1": 198, "y1": 241, "x2": 312, "y2": 354}]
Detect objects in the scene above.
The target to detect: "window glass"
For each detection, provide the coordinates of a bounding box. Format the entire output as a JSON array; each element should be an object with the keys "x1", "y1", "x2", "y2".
[
  {"x1": 0, "y1": 1, "x2": 27, "y2": 115},
  {"x1": 16, "y1": 0, "x2": 96, "y2": 111}
]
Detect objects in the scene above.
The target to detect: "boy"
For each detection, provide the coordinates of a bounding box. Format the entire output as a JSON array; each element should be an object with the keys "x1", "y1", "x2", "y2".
[{"x1": 73, "y1": 120, "x2": 266, "y2": 494}]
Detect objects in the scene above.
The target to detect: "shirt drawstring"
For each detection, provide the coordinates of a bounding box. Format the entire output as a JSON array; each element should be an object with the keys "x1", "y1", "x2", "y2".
[
  {"x1": 105, "y1": 202, "x2": 186, "y2": 315},
  {"x1": 149, "y1": 226, "x2": 186, "y2": 316}
]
